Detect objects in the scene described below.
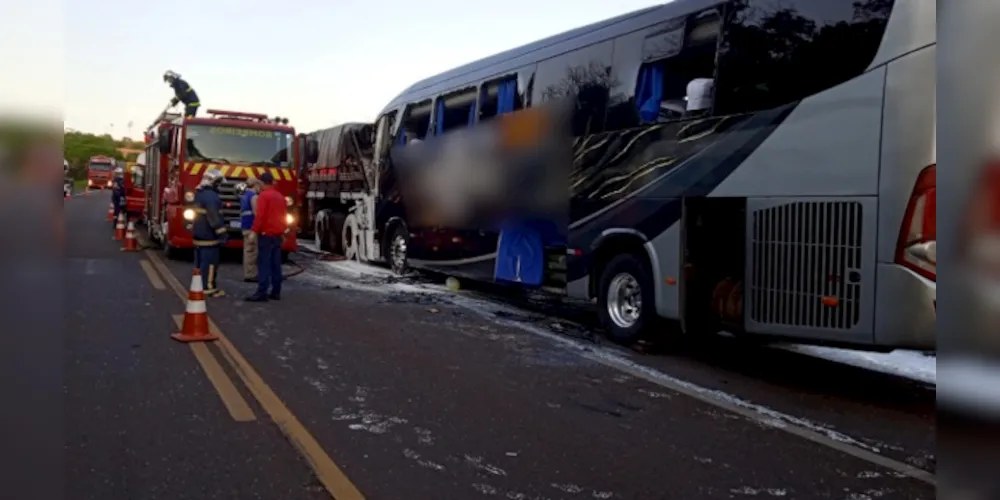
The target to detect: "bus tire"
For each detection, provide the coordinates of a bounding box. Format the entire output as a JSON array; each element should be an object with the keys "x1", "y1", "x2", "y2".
[
  {"x1": 328, "y1": 212, "x2": 346, "y2": 255},
  {"x1": 597, "y1": 253, "x2": 654, "y2": 344},
  {"x1": 385, "y1": 223, "x2": 409, "y2": 275}
]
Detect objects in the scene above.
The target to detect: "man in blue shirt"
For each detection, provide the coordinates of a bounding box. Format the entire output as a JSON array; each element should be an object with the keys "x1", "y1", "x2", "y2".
[
  {"x1": 163, "y1": 70, "x2": 201, "y2": 118},
  {"x1": 239, "y1": 178, "x2": 261, "y2": 282}
]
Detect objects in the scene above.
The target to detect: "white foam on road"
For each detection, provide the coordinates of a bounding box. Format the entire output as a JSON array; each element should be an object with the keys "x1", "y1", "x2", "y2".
[
  {"x1": 777, "y1": 346, "x2": 936, "y2": 385},
  {"x1": 300, "y1": 259, "x2": 936, "y2": 483}
]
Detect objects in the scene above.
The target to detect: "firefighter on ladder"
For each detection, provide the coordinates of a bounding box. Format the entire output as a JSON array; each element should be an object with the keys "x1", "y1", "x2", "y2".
[
  {"x1": 163, "y1": 70, "x2": 200, "y2": 118},
  {"x1": 192, "y1": 168, "x2": 227, "y2": 297}
]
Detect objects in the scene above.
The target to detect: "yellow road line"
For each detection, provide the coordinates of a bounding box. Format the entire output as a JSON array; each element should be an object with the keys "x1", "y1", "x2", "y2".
[
  {"x1": 145, "y1": 250, "x2": 365, "y2": 500},
  {"x1": 173, "y1": 315, "x2": 257, "y2": 422},
  {"x1": 139, "y1": 260, "x2": 166, "y2": 290}
]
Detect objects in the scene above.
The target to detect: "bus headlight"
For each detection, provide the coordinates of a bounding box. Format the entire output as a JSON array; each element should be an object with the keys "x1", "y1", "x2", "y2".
[
  {"x1": 107, "y1": 180, "x2": 112, "y2": 187},
  {"x1": 183, "y1": 208, "x2": 196, "y2": 221},
  {"x1": 285, "y1": 196, "x2": 294, "y2": 207},
  {"x1": 285, "y1": 213, "x2": 295, "y2": 226},
  {"x1": 184, "y1": 191, "x2": 195, "y2": 202}
]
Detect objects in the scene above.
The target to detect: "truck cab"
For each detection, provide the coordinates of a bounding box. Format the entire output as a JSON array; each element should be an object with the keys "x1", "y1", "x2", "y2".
[{"x1": 86, "y1": 155, "x2": 115, "y2": 190}]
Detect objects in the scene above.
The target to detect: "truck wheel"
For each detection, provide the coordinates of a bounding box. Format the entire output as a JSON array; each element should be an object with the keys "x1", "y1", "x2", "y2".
[
  {"x1": 386, "y1": 223, "x2": 409, "y2": 275},
  {"x1": 597, "y1": 253, "x2": 654, "y2": 344},
  {"x1": 342, "y1": 214, "x2": 359, "y2": 261},
  {"x1": 328, "y1": 212, "x2": 346, "y2": 255}
]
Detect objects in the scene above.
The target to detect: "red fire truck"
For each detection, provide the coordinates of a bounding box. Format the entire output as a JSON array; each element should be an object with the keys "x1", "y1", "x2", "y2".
[
  {"x1": 123, "y1": 154, "x2": 146, "y2": 218},
  {"x1": 86, "y1": 155, "x2": 116, "y2": 190},
  {"x1": 142, "y1": 108, "x2": 301, "y2": 260}
]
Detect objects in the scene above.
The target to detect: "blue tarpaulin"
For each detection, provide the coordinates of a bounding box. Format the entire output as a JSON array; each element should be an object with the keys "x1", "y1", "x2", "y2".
[{"x1": 494, "y1": 218, "x2": 562, "y2": 286}]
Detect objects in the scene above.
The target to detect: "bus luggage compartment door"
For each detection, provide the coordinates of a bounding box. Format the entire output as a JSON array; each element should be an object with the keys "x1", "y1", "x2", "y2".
[{"x1": 743, "y1": 197, "x2": 877, "y2": 344}]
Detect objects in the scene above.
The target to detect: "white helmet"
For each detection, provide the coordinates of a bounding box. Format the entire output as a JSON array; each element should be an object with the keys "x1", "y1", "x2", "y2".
[
  {"x1": 163, "y1": 70, "x2": 179, "y2": 82},
  {"x1": 199, "y1": 168, "x2": 223, "y2": 188},
  {"x1": 113, "y1": 166, "x2": 125, "y2": 177}
]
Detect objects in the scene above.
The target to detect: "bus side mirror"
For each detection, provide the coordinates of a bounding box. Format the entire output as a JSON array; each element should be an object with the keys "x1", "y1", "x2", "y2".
[
  {"x1": 157, "y1": 133, "x2": 171, "y2": 155},
  {"x1": 306, "y1": 139, "x2": 319, "y2": 164}
]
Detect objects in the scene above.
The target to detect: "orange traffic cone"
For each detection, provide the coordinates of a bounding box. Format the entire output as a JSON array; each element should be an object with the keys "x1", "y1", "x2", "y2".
[
  {"x1": 106, "y1": 203, "x2": 114, "y2": 221},
  {"x1": 120, "y1": 221, "x2": 139, "y2": 252},
  {"x1": 113, "y1": 212, "x2": 126, "y2": 240},
  {"x1": 171, "y1": 269, "x2": 218, "y2": 343}
]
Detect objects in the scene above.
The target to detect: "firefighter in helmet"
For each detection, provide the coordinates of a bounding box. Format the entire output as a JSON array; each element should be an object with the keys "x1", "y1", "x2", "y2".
[
  {"x1": 163, "y1": 70, "x2": 201, "y2": 118},
  {"x1": 192, "y1": 168, "x2": 228, "y2": 296},
  {"x1": 110, "y1": 166, "x2": 126, "y2": 229}
]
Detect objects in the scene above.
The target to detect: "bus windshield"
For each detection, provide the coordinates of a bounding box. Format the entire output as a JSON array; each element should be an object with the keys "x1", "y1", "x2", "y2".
[
  {"x1": 89, "y1": 162, "x2": 112, "y2": 171},
  {"x1": 184, "y1": 124, "x2": 293, "y2": 166}
]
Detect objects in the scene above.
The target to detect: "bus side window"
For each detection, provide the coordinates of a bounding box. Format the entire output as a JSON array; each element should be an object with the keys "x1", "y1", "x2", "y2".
[
  {"x1": 531, "y1": 39, "x2": 614, "y2": 136},
  {"x1": 433, "y1": 87, "x2": 478, "y2": 135},
  {"x1": 479, "y1": 76, "x2": 523, "y2": 123},
  {"x1": 396, "y1": 100, "x2": 432, "y2": 145},
  {"x1": 714, "y1": 0, "x2": 895, "y2": 116},
  {"x1": 635, "y1": 8, "x2": 721, "y2": 124}
]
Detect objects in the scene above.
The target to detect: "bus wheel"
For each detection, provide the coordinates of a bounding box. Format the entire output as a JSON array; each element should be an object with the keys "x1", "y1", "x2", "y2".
[
  {"x1": 597, "y1": 253, "x2": 653, "y2": 344},
  {"x1": 387, "y1": 224, "x2": 409, "y2": 275}
]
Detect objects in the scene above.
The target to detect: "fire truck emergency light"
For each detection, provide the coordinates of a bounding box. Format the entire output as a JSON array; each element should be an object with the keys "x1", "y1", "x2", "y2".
[{"x1": 206, "y1": 109, "x2": 270, "y2": 121}]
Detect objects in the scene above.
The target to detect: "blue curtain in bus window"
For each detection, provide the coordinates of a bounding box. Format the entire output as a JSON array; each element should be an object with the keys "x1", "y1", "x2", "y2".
[
  {"x1": 467, "y1": 103, "x2": 476, "y2": 126},
  {"x1": 435, "y1": 99, "x2": 446, "y2": 136},
  {"x1": 494, "y1": 221, "x2": 544, "y2": 286},
  {"x1": 636, "y1": 64, "x2": 663, "y2": 123},
  {"x1": 497, "y1": 79, "x2": 517, "y2": 115}
]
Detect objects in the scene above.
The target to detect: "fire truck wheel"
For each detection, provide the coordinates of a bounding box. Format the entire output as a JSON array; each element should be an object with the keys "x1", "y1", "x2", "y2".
[
  {"x1": 328, "y1": 212, "x2": 346, "y2": 255},
  {"x1": 163, "y1": 240, "x2": 181, "y2": 261}
]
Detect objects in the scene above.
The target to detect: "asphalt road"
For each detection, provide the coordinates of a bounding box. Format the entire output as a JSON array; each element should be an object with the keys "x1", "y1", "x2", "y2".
[{"x1": 64, "y1": 191, "x2": 936, "y2": 500}]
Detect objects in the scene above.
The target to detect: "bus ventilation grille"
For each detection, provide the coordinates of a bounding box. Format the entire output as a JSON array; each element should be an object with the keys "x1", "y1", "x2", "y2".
[{"x1": 748, "y1": 201, "x2": 863, "y2": 330}]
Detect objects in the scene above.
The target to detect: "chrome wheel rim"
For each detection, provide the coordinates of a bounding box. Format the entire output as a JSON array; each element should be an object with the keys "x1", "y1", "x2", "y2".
[
  {"x1": 607, "y1": 272, "x2": 642, "y2": 328},
  {"x1": 391, "y1": 234, "x2": 407, "y2": 271}
]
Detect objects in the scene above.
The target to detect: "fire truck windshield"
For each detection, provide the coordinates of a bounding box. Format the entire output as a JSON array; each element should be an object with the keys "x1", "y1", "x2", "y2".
[
  {"x1": 89, "y1": 163, "x2": 112, "y2": 171},
  {"x1": 184, "y1": 124, "x2": 293, "y2": 166}
]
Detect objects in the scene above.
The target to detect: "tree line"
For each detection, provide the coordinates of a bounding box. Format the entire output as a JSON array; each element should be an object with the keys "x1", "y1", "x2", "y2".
[{"x1": 63, "y1": 131, "x2": 145, "y2": 179}]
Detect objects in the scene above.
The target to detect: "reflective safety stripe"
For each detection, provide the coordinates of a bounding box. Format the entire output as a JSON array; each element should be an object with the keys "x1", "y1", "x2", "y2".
[
  {"x1": 188, "y1": 272, "x2": 203, "y2": 292},
  {"x1": 193, "y1": 239, "x2": 219, "y2": 246},
  {"x1": 214, "y1": 227, "x2": 227, "y2": 235},
  {"x1": 207, "y1": 265, "x2": 217, "y2": 289},
  {"x1": 186, "y1": 299, "x2": 207, "y2": 314},
  {"x1": 240, "y1": 210, "x2": 253, "y2": 216},
  {"x1": 191, "y1": 207, "x2": 207, "y2": 213}
]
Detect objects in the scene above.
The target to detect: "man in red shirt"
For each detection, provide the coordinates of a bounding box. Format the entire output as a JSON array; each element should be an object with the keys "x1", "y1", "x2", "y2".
[{"x1": 245, "y1": 172, "x2": 287, "y2": 302}]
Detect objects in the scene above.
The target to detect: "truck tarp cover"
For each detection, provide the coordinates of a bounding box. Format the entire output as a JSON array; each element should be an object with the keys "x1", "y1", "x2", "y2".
[{"x1": 310, "y1": 122, "x2": 372, "y2": 168}]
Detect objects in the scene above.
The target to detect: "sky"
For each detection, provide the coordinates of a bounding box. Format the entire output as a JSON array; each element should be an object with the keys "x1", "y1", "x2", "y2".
[{"x1": 0, "y1": 0, "x2": 665, "y2": 138}]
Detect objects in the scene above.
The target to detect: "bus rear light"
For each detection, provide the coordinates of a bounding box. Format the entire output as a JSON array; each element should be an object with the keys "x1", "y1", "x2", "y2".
[
  {"x1": 963, "y1": 160, "x2": 1000, "y2": 281},
  {"x1": 895, "y1": 164, "x2": 936, "y2": 281}
]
